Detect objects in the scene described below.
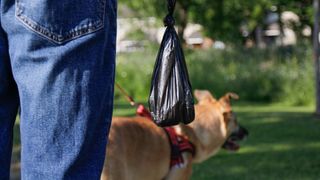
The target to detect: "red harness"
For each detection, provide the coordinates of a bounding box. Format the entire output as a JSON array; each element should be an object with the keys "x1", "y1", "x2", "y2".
[{"x1": 136, "y1": 104, "x2": 195, "y2": 168}]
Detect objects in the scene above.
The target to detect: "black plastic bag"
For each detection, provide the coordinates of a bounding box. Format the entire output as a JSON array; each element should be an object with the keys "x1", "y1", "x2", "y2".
[{"x1": 148, "y1": 0, "x2": 195, "y2": 127}]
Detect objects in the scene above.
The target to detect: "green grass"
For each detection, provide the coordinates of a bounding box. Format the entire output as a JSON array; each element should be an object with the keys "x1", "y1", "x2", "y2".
[
  {"x1": 12, "y1": 104, "x2": 320, "y2": 179},
  {"x1": 191, "y1": 104, "x2": 320, "y2": 180}
]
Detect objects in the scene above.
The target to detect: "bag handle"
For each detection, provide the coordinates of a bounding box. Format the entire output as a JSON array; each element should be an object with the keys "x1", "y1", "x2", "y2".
[
  {"x1": 164, "y1": 0, "x2": 176, "y2": 27},
  {"x1": 167, "y1": 0, "x2": 176, "y2": 16}
]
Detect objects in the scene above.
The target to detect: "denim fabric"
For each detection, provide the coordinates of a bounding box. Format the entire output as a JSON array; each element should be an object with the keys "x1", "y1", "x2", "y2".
[{"x1": 0, "y1": 0, "x2": 117, "y2": 179}]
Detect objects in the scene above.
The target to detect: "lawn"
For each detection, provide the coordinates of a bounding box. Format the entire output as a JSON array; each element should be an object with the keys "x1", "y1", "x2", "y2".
[
  {"x1": 11, "y1": 103, "x2": 320, "y2": 180},
  {"x1": 191, "y1": 104, "x2": 320, "y2": 180}
]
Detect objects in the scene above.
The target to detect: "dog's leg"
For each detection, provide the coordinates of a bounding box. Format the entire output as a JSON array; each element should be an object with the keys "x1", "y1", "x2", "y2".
[
  {"x1": 101, "y1": 167, "x2": 127, "y2": 180},
  {"x1": 164, "y1": 153, "x2": 193, "y2": 180},
  {"x1": 101, "y1": 159, "x2": 127, "y2": 180}
]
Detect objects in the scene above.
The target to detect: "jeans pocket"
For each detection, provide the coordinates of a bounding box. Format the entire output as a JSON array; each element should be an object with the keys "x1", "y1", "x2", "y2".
[{"x1": 15, "y1": 0, "x2": 106, "y2": 44}]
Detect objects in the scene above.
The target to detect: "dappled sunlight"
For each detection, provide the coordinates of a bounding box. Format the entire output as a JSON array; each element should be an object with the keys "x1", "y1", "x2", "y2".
[
  {"x1": 229, "y1": 166, "x2": 247, "y2": 174},
  {"x1": 234, "y1": 105, "x2": 314, "y2": 113},
  {"x1": 245, "y1": 117, "x2": 283, "y2": 124},
  {"x1": 193, "y1": 146, "x2": 320, "y2": 179},
  {"x1": 238, "y1": 142, "x2": 320, "y2": 154},
  {"x1": 192, "y1": 105, "x2": 320, "y2": 179}
]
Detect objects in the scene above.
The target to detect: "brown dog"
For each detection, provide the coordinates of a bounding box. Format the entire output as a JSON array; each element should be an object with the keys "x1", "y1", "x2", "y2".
[{"x1": 101, "y1": 90, "x2": 248, "y2": 180}]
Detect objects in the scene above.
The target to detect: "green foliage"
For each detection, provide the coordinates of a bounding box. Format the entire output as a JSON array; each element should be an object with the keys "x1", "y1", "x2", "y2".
[
  {"x1": 187, "y1": 45, "x2": 314, "y2": 105},
  {"x1": 115, "y1": 50, "x2": 154, "y2": 102},
  {"x1": 119, "y1": 0, "x2": 166, "y2": 18},
  {"x1": 115, "y1": 44, "x2": 314, "y2": 106},
  {"x1": 190, "y1": 0, "x2": 270, "y2": 42},
  {"x1": 125, "y1": 28, "x2": 147, "y2": 41},
  {"x1": 119, "y1": 0, "x2": 314, "y2": 43}
]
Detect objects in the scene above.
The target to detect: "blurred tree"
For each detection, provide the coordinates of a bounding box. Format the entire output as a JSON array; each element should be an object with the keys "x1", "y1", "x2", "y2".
[
  {"x1": 271, "y1": 0, "x2": 313, "y2": 39},
  {"x1": 118, "y1": 0, "x2": 193, "y2": 42},
  {"x1": 119, "y1": 0, "x2": 314, "y2": 43},
  {"x1": 190, "y1": 0, "x2": 270, "y2": 42},
  {"x1": 313, "y1": 0, "x2": 320, "y2": 115}
]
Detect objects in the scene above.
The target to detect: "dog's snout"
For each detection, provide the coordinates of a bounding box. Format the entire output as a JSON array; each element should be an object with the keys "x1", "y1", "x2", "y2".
[{"x1": 230, "y1": 125, "x2": 248, "y2": 141}]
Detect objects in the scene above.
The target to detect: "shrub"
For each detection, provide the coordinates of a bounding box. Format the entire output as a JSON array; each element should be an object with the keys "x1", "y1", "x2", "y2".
[{"x1": 115, "y1": 44, "x2": 314, "y2": 106}]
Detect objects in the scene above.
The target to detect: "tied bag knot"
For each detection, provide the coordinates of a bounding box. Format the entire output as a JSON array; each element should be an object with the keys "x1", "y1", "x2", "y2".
[{"x1": 164, "y1": 15, "x2": 175, "y2": 27}]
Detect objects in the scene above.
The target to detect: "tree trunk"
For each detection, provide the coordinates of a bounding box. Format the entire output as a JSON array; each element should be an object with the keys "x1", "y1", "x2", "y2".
[
  {"x1": 277, "y1": 4, "x2": 285, "y2": 46},
  {"x1": 255, "y1": 26, "x2": 264, "y2": 48},
  {"x1": 313, "y1": 0, "x2": 320, "y2": 115},
  {"x1": 176, "y1": 2, "x2": 188, "y2": 45}
]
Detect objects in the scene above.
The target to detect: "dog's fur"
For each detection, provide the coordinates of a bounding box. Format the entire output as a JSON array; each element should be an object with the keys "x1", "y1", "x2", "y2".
[{"x1": 101, "y1": 90, "x2": 248, "y2": 180}]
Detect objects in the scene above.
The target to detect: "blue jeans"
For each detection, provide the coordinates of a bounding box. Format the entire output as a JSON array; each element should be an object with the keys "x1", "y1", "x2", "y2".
[{"x1": 0, "y1": 0, "x2": 117, "y2": 179}]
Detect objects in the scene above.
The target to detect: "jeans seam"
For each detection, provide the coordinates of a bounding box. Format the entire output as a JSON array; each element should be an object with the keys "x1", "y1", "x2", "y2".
[{"x1": 15, "y1": 0, "x2": 106, "y2": 44}]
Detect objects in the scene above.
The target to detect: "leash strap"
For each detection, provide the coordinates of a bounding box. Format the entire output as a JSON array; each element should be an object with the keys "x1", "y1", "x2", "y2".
[{"x1": 115, "y1": 82, "x2": 136, "y2": 106}]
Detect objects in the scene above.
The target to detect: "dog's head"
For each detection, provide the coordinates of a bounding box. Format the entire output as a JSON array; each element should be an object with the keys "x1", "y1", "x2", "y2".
[{"x1": 194, "y1": 90, "x2": 249, "y2": 152}]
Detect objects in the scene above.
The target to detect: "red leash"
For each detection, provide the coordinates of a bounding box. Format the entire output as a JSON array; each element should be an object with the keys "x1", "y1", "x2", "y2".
[
  {"x1": 115, "y1": 82, "x2": 136, "y2": 106},
  {"x1": 115, "y1": 82, "x2": 152, "y2": 119}
]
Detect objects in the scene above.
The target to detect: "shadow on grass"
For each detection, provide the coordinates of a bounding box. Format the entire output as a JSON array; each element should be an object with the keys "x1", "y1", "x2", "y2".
[
  {"x1": 193, "y1": 147, "x2": 320, "y2": 180},
  {"x1": 192, "y1": 110, "x2": 320, "y2": 180}
]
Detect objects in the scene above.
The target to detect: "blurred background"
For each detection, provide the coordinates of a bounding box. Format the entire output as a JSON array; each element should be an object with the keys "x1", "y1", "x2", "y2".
[
  {"x1": 11, "y1": 0, "x2": 320, "y2": 179},
  {"x1": 115, "y1": 0, "x2": 315, "y2": 105}
]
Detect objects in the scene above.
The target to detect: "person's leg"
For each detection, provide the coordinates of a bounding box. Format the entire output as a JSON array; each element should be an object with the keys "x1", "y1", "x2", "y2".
[
  {"x1": 1, "y1": 0, "x2": 117, "y2": 179},
  {"x1": 0, "y1": 13, "x2": 20, "y2": 180}
]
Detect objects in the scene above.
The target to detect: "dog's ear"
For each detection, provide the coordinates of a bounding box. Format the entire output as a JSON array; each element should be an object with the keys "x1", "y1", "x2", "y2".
[
  {"x1": 194, "y1": 90, "x2": 215, "y2": 102},
  {"x1": 219, "y1": 92, "x2": 239, "y2": 110}
]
